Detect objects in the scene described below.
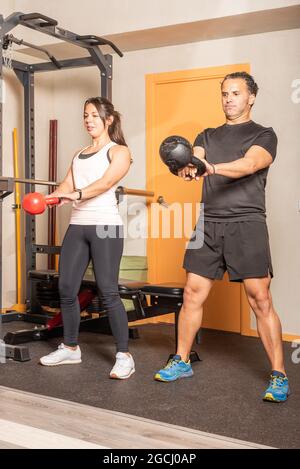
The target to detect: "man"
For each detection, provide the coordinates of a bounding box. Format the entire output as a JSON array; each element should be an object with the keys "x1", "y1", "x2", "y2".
[{"x1": 155, "y1": 71, "x2": 289, "y2": 403}]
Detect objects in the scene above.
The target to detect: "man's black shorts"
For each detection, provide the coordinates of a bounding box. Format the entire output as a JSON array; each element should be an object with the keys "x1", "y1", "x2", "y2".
[{"x1": 183, "y1": 221, "x2": 273, "y2": 282}]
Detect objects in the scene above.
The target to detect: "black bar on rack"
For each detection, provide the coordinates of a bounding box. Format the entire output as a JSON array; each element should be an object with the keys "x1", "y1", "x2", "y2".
[
  {"x1": 32, "y1": 244, "x2": 61, "y2": 255},
  {"x1": 31, "y1": 57, "x2": 95, "y2": 72}
]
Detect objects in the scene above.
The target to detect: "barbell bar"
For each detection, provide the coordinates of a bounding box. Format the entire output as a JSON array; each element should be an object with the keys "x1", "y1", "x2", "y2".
[
  {"x1": 0, "y1": 177, "x2": 155, "y2": 200},
  {"x1": 0, "y1": 176, "x2": 58, "y2": 187}
]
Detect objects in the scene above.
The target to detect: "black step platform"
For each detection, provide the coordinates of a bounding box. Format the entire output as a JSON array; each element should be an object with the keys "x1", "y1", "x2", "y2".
[{"x1": 0, "y1": 341, "x2": 30, "y2": 362}]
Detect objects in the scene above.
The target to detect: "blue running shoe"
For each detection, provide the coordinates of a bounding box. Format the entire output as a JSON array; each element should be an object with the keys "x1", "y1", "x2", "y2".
[
  {"x1": 263, "y1": 370, "x2": 289, "y2": 403},
  {"x1": 154, "y1": 355, "x2": 194, "y2": 382}
]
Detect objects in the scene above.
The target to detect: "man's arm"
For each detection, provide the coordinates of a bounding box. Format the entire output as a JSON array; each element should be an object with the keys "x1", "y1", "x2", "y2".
[
  {"x1": 210, "y1": 145, "x2": 273, "y2": 178},
  {"x1": 193, "y1": 146, "x2": 206, "y2": 160},
  {"x1": 180, "y1": 145, "x2": 273, "y2": 180}
]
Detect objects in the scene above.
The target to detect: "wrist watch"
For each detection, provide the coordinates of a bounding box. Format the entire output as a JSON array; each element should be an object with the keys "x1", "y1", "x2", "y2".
[{"x1": 74, "y1": 189, "x2": 82, "y2": 200}]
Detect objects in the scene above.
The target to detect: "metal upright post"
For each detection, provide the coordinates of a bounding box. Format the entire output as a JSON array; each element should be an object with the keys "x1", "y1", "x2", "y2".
[
  {"x1": 87, "y1": 49, "x2": 113, "y2": 100},
  {"x1": 23, "y1": 69, "x2": 36, "y2": 309},
  {"x1": 101, "y1": 54, "x2": 112, "y2": 100}
]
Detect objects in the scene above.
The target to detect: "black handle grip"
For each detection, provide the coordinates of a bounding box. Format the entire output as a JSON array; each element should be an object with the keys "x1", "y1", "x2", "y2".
[
  {"x1": 20, "y1": 13, "x2": 58, "y2": 27},
  {"x1": 76, "y1": 35, "x2": 123, "y2": 57},
  {"x1": 191, "y1": 156, "x2": 207, "y2": 176},
  {"x1": 169, "y1": 157, "x2": 206, "y2": 178}
]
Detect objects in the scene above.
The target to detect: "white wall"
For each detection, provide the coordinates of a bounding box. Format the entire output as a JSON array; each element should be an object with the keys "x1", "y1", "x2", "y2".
[
  {"x1": 10, "y1": 0, "x2": 300, "y2": 38},
  {"x1": 0, "y1": 0, "x2": 15, "y2": 17}
]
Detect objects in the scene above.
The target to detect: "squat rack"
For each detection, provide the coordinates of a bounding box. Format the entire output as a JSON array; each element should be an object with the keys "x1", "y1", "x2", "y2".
[{"x1": 0, "y1": 11, "x2": 123, "y2": 313}]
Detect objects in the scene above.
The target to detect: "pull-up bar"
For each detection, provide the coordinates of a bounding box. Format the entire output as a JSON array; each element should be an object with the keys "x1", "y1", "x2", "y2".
[{"x1": 4, "y1": 34, "x2": 62, "y2": 69}]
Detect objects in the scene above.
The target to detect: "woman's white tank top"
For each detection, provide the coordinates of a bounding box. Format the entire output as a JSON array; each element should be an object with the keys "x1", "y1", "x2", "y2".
[{"x1": 69, "y1": 141, "x2": 123, "y2": 225}]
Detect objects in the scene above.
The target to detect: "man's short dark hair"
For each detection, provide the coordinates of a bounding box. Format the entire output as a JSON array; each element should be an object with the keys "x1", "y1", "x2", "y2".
[{"x1": 221, "y1": 71, "x2": 259, "y2": 96}]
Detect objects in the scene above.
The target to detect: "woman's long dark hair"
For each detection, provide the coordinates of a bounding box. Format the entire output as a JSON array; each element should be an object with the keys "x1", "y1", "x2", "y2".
[{"x1": 84, "y1": 97, "x2": 127, "y2": 146}]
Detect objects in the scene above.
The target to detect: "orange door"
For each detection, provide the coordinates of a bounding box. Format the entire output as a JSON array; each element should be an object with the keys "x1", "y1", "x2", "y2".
[{"x1": 146, "y1": 63, "x2": 250, "y2": 333}]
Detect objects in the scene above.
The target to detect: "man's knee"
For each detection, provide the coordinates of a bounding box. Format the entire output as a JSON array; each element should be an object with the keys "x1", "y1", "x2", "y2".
[
  {"x1": 183, "y1": 282, "x2": 207, "y2": 307},
  {"x1": 248, "y1": 290, "x2": 272, "y2": 317}
]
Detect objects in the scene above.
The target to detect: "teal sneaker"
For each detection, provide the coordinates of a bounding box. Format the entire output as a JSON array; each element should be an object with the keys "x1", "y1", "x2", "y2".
[
  {"x1": 263, "y1": 370, "x2": 290, "y2": 403},
  {"x1": 154, "y1": 355, "x2": 194, "y2": 382}
]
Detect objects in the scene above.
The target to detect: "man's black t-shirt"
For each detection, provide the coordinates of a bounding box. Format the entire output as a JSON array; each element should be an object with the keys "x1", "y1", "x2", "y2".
[{"x1": 193, "y1": 120, "x2": 277, "y2": 222}]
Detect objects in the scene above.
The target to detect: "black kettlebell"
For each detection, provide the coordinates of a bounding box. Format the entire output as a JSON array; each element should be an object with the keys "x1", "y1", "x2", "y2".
[{"x1": 159, "y1": 135, "x2": 206, "y2": 177}]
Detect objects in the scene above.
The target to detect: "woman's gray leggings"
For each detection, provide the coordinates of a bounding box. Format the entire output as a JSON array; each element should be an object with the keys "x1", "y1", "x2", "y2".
[{"x1": 58, "y1": 224, "x2": 128, "y2": 352}]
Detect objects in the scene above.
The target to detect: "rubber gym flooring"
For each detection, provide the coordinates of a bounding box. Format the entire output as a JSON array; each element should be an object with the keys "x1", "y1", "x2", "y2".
[{"x1": 0, "y1": 322, "x2": 299, "y2": 449}]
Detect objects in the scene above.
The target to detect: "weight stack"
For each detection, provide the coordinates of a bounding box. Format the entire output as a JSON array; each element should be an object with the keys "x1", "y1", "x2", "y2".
[{"x1": 36, "y1": 280, "x2": 60, "y2": 308}]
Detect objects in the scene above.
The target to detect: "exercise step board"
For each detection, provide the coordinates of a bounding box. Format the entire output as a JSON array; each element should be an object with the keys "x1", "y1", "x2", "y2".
[{"x1": 0, "y1": 341, "x2": 30, "y2": 362}]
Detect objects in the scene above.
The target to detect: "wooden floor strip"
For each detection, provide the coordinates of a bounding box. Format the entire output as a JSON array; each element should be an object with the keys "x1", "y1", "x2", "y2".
[
  {"x1": 0, "y1": 440, "x2": 24, "y2": 449},
  {"x1": 0, "y1": 419, "x2": 107, "y2": 449},
  {"x1": 0, "y1": 386, "x2": 273, "y2": 449}
]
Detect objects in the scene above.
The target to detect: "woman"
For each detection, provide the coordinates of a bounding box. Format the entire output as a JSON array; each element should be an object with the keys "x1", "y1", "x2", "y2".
[{"x1": 40, "y1": 97, "x2": 135, "y2": 380}]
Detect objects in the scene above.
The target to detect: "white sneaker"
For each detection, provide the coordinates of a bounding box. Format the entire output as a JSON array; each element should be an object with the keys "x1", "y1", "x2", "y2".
[
  {"x1": 40, "y1": 343, "x2": 82, "y2": 366},
  {"x1": 110, "y1": 352, "x2": 135, "y2": 379}
]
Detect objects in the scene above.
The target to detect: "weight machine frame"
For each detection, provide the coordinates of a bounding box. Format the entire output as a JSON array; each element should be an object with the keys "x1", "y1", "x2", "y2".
[
  {"x1": 0, "y1": 13, "x2": 202, "y2": 365},
  {"x1": 0, "y1": 11, "x2": 123, "y2": 313}
]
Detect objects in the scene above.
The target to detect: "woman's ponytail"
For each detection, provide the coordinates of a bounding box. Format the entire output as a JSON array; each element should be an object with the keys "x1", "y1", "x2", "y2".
[{"x1": 108, "y1": 110, "x2": 127, "y2": 146}]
